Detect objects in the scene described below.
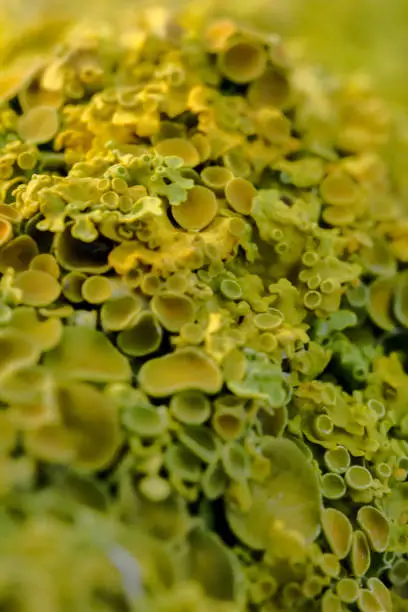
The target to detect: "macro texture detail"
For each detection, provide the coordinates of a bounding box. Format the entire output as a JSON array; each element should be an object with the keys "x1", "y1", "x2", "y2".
[{"x1": 0, "y1": 10, "x2": 407, "y2": 612}]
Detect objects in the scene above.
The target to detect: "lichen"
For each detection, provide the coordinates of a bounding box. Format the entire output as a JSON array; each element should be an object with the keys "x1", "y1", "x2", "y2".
[{"x1": 0, "y1": 9, "x2": 407, "y2": 612}]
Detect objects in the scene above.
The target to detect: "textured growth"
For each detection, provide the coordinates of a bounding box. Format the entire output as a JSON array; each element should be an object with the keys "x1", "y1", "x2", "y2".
[{"x1": 0, "y1": 10, "x2": 407, "y2": 612}]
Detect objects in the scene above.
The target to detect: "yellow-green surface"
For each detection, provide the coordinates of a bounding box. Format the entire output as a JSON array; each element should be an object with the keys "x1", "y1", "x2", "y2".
[{"x1": 0, "y1": 3, "x2": 407, "y2": 611}]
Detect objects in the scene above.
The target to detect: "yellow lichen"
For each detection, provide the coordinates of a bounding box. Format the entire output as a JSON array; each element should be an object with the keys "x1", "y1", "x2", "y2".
[
  {"x1": 321, "y1": 508, "x2": 352, "y2": 559},
  {"x1": 14, "y1": 269, "x2": 61, "y2": 307},
  {"x1": 218, "y1": 38, "x2": 268, "y2": 84},
  {"x1": 45, "y1": 326, "x2": 132, "y2": 382},
  {"x1": 0, "y1": 10, "x2": 406, "y2": 611},
  {"x1": 139, "y1": 348, "x2": 223, "y2": 397},
  {"x1": 117, "y1": 311, "x2": 163, "y2": 357},
  {"x1": 17, "y1": 106, "x2": 59, "y2": 145},
  {"x1": 171, "y1": 185, "x2": 218, "y2": 231}
]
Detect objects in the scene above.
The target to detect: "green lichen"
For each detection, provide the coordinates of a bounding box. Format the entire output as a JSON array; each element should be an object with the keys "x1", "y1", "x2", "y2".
[{"x1": 0, "y1": 9, "x2": 407, "y2": 612}]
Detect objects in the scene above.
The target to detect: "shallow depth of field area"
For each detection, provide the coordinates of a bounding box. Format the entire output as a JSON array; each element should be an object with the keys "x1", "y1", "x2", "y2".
[{"x1": 0, "y1": 2, "x2": 408, "y2": 611}]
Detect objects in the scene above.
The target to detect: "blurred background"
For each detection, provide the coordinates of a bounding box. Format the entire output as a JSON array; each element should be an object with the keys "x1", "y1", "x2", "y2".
[
  {"x1": 1, "y1": 0, "x2": 408, "y2": 197},
  {"x1": 1, "y1": 0, "x2": 408, "y2": 102}
]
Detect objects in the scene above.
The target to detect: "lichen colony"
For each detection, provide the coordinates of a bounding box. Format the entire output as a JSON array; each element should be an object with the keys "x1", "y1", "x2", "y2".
[{"x1": 0, "y1": 12, "x2": 407, "y2": 612}]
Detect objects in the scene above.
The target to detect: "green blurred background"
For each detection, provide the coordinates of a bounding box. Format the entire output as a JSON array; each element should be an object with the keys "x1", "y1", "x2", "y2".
[{"x1": 2, "y1": 0, "x2": 408, "y2": 103}]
